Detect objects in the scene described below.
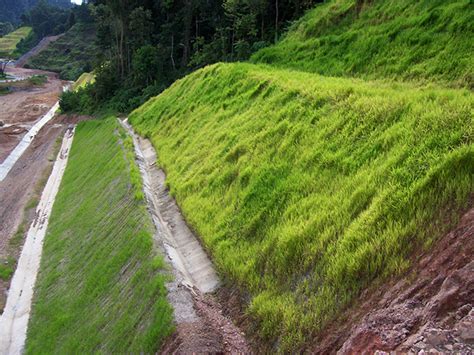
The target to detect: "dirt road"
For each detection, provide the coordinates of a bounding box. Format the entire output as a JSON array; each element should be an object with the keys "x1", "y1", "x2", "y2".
[
  {"x1": 0, "y1": 128, "x2": 75, "y2": 355},
  {"x1": 0, "y1": 67, "x2": 64, "y2": 163},
  {"x1": 0, "y1": 64, "x2": 74, "y2": 314}
]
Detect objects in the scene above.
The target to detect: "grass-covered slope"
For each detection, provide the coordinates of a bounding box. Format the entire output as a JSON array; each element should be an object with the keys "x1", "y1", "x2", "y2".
[
  {"x1": 26, "y1": 119, "x2": 173, "y2": 353},
  {"x1": 130, "y1": 63, "x2": 473, "y2": 349},
  {"x1": 252, "y1": 0, "x2": 474, "y2": 88},
  {"x1": 26, "y1": 23, "x2": 98, "y2": 80},
  {"x1": 0, "y1": 27, "x2": 32, "y2": 57},
  {"x1": 73, "y1": 72, "x2": 95, "y2": 91}
]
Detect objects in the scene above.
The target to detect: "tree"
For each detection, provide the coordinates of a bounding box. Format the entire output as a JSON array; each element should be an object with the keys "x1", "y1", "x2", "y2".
[
  {"x1": 132, "y1": 45, "x2": 164, "y2": 86},
  {"x1": 129, "y1": 7, "x2": 153, "y2": 50},
  {"x1": 0, "y1": 22, "x2": 14, "y2": 36}
]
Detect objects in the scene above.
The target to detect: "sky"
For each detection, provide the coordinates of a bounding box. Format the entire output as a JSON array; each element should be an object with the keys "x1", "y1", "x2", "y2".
[{"x1": 71, "y1": 0, "x2": 82, "y2": 4}]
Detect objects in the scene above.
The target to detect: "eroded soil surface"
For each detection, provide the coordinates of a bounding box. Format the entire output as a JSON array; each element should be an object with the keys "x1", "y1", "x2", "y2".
[
  {"x1": 313, "y1": 206, "x2": 474, "y2": 354},
  {"x1": 0, "y1": 67, "x2": 64, "y2": 163}
]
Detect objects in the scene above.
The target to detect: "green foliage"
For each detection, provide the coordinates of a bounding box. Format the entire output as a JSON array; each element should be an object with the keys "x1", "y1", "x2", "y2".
[
  {"x1": 0, "y1": 22, "x2": 14, "y2": 36},
  {"x1": 28, "y1": 74, "x2": 47, "y2": 85},
  {"x1": 72, "y1": 72, "x2": 95, "y2": 91},
  {"x1": 0, "y1": 257, "x2": 15, "y2": 281},
  {"x1": 23, "y1": 0, "x2": 71, "y2": 38},
  {"x1": 26, "y1": 118, "x2": 174, "y2": 353},
  {"x1": 252, "y1": 0, "x2": 474, "y2": 88},
  {"x1": 0, "y1": 0, "x2": 72, "y2": 24},
  {"x1": 0, "y1": 26, "x2": 32, "y2": 58},
  {"x1": 26, "y1": 22, "x2": 98, "y2": 80},
  {"x1": 129, "y1": 63, "x2": 474, "y2": 350},
  {"x1": 12, "y1": 29, "x2": 39, "y2": 59}
]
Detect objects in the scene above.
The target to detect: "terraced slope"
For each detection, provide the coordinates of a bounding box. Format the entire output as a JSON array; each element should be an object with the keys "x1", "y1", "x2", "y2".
[
  {"x1": 0, "y1": 27, "x2": 32, "y2": 58},
  {"x1": 26, "y1": 119, "x2": 173, "y2": 353},
  {"x1": 26, "y1": 23, "x2": 98, "y2": 81},
  {"x1": 129, "y1": 63, "x2": 474, "y2": 349},
  {"x1": 252, "y1": 0, "x2": 474, "y2": 88}
]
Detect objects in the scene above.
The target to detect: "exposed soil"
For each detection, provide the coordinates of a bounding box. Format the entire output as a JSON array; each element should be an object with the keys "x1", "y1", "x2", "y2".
[
  {"x1": 161, "y1": 288, "x2": 250, "y2": 354},
  {"x1": 0, "y1": 66, "x2": 65, "y2": 163},
  {"x1": 15, "y1": 35, "x2": 62, "y2": 68},
  {"x1": 312, "y1": 205, "x2": 474, "y2": 354}
]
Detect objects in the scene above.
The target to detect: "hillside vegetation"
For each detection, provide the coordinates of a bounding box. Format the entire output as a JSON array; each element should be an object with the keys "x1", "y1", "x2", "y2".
[
  {"x1": 26, "y1": 119, "x2": 173, "y2": 353},
  {"x1": 252, "y1": 0, "x2": 474, "y2": 88},
  {"x1": 0, "y1": 27, "x2": 32, "y2": 57},
  {"x1": 0, "y1": 0, "x2": 71, "y2": 24},
  {"x1": 129, "y1": 62, "x2": 473, "y2": 349},
  {"x1": 26, "y1": 23, "x2": 98, "y2": 80}
]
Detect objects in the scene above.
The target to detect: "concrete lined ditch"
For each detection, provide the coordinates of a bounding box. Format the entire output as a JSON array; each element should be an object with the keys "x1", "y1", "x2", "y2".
[
  {"x1": 119, "y1": 119, "x2": 250, "y2": 352},
  {"x1": 0, "y1": 127, "x2": 75, "y2": 355}
]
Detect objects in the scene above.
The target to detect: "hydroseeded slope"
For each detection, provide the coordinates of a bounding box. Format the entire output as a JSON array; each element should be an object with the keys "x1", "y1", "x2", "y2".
[
  {"x1": 26, "y1": 119, "x2": 173, "y2": 353},
  {"x1": 129, "y1": 63, "x2": 474, "y2": 349},
  {"x1": 252, "y1": 0, "x2": 474, "y2": 88},
  {"x1": 0, "y1": 27, "x2": 32, "y2": 57}
]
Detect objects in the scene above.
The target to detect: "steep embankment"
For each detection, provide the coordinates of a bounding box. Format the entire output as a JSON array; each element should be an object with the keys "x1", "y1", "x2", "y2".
[
  {"x1": 25, "y1": 23, "x2": 98, "y2": 81},
  {"x1": 252, "y1": 0, "x2": 473, "y2": 88},
  {"x1": 129, "y1": 63, "x2": 473, "y2": 350},
  {"x1": 25, "y1": 119, "x2": 174, "y2": 353}
]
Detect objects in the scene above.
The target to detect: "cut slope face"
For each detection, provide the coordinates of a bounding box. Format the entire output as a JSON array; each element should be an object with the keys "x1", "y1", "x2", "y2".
[
  {"x1": 129, "y1": 63, "x2": 474, "y2": 350},
  {"x1": 25, "y1": 119, "x2": 173, "y2": 353},
  {"x1": 252, "y1": 0, "x2": 474, "y2": 88}
]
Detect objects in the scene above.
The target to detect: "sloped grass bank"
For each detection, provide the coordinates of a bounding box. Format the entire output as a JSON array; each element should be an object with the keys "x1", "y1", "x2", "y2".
[
  {"x1": 26, "y1": 23, "x2": 98, "y2": 81},
  {"x1": 0, "y1": 27, "x2": 32, "y2": 57},
  {"x1": 130, "y1": 63, "x2": 474, "y2": 349},
  {"x1": 252, "y1": 0, "x2": 473, "y2": 88},
  {"x1": 26, "y1": 119, "x2": 173, "y2": 353}
]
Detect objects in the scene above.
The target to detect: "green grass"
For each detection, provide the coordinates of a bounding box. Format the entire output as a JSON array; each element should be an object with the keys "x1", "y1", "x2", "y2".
[
  {"x1": 252, "y1": 0, "x2": 474, "y2": 89},
  {"x1": 0, "y1": 257, "x2": 15, "y2": 281},
  {"x1": 26, "y1": 118, "x2": 174, "y2": 353},
  {"x1": 0, "y1": 27, "x2": 32, "y2": 58},
  {"x1": 73, "y1": 72, "x2": 95, "y2": 91},
  {"x1": 26, "y1": 23, "x2": 98, "y2": 80},
  {"x1": 129, "y1": 62, "x2": 473, "y2": 350},
  {"x1": 28, "y1": 74, "x2": 47, "y2": 86}
]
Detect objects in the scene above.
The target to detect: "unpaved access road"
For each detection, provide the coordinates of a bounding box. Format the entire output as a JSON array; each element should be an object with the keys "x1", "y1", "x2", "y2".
[
  {"x1": 120, "y1": 119, "x2": 250, "y2": 353},
  {"x1": 0, "y1": 127, "x2": 75, "y2": 355},
  {"x1": 0, "y1": 65, "x2": 78, "y2": 314},
  {"x1": 0, "y1": 66, "x2": 64, "y2": 163}
]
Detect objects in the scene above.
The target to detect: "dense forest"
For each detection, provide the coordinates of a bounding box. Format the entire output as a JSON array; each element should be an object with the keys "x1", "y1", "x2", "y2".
[
  {"x1": 60, "y1": 0, "x2": 325, "y2": 112},
  {"x1": 0, "y1": 0, "x2": 71, "y2": 24}
]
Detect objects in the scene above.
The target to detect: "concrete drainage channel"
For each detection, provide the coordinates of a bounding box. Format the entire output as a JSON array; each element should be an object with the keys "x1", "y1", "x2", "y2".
[
  {"x1": 0, "y1": 127, "x2": 75, "y2": 355},
  {"x1": 119, "y1": 119, "x2": 250, "y2": 353}
]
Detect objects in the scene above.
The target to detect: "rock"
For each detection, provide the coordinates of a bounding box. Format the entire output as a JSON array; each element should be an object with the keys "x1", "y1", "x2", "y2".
[
  {"x1": 425, "y1": 329, "x2": 448, "y2": 346},
  {"x1": 456, "y1": 304, "x2": 472, "y2": 319},
  {"x1": 0, "y1": 120, "x2": 4, "y2": 127},
  {"x1": 415, "y1": 341, "x2": 426, "y2": 349},
  {"x1": 458, "y1": 322, "x2": 474, "y2": 342}
]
